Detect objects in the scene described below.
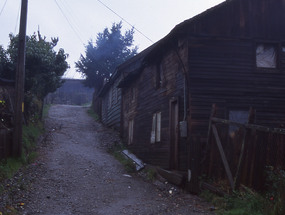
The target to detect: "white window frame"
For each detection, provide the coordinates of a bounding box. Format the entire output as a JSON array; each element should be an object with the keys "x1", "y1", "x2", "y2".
[
  {"x1": 151, "y1": 112, "x2": 161, "y2": 143},
  {"x1": 128, "y1": 119, "x2": 134, "y2": 145},
  {"x1": 256, "y1": 43, "x2": 277, "y2": 69},
  {"x1": 108, "y1": 89, "x2": 112, "y2": 109}
]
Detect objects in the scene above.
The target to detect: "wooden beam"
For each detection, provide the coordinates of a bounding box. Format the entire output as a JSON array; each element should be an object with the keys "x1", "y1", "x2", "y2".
[
  {"x1": 212, "y1": 117, "x2": 285, "y2": 135},
  {"x1": 234, "y1": 107, "x2": 255, "y2": 189},
  {"x1": 212, "y1": 124, "x2": 234, "y2": 190}
]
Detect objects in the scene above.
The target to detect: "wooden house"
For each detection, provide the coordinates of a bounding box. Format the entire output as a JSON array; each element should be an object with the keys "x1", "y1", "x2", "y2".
[
  {"x1": 115, "y1": 0, "x2": 285, "y2": 192},
  {"x1": 99, "y1": 47, "x2": 153, "y2": 131}
]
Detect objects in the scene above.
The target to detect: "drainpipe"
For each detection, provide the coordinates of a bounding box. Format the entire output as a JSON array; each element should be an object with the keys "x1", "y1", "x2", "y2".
[
  {"x1": 173, "y1": 39, "x2": 193, "y2": 186},
  {"x1": 173, "y1": 40, "x2": 189, "y2": 137}
]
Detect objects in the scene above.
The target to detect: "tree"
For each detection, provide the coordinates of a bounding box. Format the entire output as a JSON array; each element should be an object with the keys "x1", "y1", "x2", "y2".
[
  {"x1": 76, "y1": 22, "x2": 138, "y2": 91},
  {"x1": 0, "y1": 32, "x2": 69, "y2": 119},
  {"x1": 4, "y1": 33, "x2": 69, "y2": 99}
]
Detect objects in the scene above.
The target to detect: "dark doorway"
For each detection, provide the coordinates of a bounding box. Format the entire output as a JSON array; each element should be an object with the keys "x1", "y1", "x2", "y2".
[{"x1": 169, "y1": 98, "x2": 179, "y2": 170}]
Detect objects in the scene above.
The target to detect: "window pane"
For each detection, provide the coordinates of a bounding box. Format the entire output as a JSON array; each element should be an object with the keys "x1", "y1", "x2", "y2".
[
  {"x1": 256, "y1": 44, "x2": 277, "y2": 68},
  {"x1": 156, "y1": 112, "x2": 161, "y2": 142},
  {"x1": 150, "y1": 114, "x2": 156, "y2": 144},
  {"x1": 229, "y1": 110, "x2": 248, "y2": 135},
  {"x1": 128, "y1": 120, "x2": 134, "y2": 145}
]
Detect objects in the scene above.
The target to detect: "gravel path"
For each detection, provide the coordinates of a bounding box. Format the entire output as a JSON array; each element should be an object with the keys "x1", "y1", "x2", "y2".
[{"x1": 1, "y1": 105, "x2": 215, "y2": 215}]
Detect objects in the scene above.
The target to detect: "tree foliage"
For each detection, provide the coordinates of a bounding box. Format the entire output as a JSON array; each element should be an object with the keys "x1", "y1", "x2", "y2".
[
  {"x1": 0, "y1": 33, "x2": 69, "y2": 100},
  {"x1": 76, "y1": 22, "x2": 138, "y2": 91},
  {"x1": 0, "y1": 33, "x2": 69, "y2": 120}
]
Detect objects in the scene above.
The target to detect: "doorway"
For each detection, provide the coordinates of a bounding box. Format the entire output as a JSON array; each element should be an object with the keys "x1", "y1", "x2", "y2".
[{"x1": 169, "y1": 98, "x2": 179, "y2": 170}]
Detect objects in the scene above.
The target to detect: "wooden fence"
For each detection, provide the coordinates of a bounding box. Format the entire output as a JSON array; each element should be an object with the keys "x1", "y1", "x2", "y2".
[
  {"x1": 0, "y1": 129, "x2": 12, "y2": 160},
  {"x1": 203, "y1": 104, "x2": 285, "y2": 191}
]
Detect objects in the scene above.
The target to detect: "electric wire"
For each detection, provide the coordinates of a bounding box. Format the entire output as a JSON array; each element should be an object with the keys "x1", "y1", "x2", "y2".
[
  {"x1": 14, "y1": 2, "x2": 21, "y2": 34},
  {"x1": 96, "y1": 0, "x2": 154, "y2": 44},
  {"x1": 0, "y1": 0, "x2": 8, "y2": 17},
  {"x1": 58, "y1": 0, "x2": 88, "y2": 43},
  {"x1": 54, "y1": 0, "x2": 149, "y2": 79},
  {"x1": 54, "y1": 0, "x2": 85, "y2": 45}
]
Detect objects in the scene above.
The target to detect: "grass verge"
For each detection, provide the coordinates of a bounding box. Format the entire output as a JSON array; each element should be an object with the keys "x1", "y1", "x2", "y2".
[
  {"x1": 87, "y1": 108, "x2": 99, "y2": 121},
  {"x1": 107, "y1": 144, "x2": 136, "y2": 173},
  {"x1": 0, "y1": 121, "x2": 44, "y2": 182},
  {"x1": 0, "y1": 104, "x2": 51, "y2": 182},
  {"x1": 200, "y1": 168, "x2": 285, "y2": 215}
]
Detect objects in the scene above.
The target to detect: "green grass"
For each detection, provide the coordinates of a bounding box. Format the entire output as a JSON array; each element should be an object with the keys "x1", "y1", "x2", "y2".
[
  {"x1": 108, "y1": 144, "x2": 136, "y2": 173},
  {"x1": 0, "y1": 121, "x2": 44, "y2": 182},
  {"x1": 42, "y1": 104, "x2": 51, "y2": 118},
  {"x1": 0, "y1": 158, "x2": 23, "y2": 181},
  {"x1": 87, "y1": 108, "x2": 99, "y2": 121},
  {"x1": 200, "y1": 183, "x2": 285, "y2": 215},
  {"x1": 144, "y1": 167, "x2": 157, "y2": 182}
]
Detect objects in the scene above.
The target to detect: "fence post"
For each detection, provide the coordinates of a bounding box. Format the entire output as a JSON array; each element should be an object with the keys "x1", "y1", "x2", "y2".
[{"x1": 234, "y1": 107, "x2": 255, "y2": 189}]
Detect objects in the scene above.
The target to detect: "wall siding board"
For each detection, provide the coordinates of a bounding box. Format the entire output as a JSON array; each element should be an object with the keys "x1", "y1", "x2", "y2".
[{"x1": 122, "y1": 44, "x2": 188, "y2": 170}]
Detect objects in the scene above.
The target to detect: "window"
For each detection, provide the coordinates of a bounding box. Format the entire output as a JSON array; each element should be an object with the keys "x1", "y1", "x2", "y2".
[
  {"x1": 156, "y1": 62, "x2": 164, "y2": 88},
  {"x1": 150, "y1": 112, "x2": 161, "y2": 143},
  {"x1": 128, "y1": 119, "x2": 134, "y2": 145},
  {"x1": 130, "y1": 87, "x2": 136, "y2": 102},
  {"x1": 108, "y1": 90, "x2": 112, "y2": 109},
  {"x1": 256, "y1": 44, "x2": 277, "y2": 68},
  {"x1": 229, "y1": 110, "x2": 248, "y2": 135}
]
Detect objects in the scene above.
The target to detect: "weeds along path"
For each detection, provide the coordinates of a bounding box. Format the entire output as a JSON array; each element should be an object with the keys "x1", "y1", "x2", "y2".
[{"x1": 20, "y1": 105, "x2": 213, "y2": 215}]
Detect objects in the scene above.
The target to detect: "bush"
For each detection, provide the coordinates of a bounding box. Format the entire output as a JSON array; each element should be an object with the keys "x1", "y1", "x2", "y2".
[
  {"x1": 0, "y1": 120, "x2": 44, "y2": 182},
  {"x1": 264, "y1": 167, "x2": 285, "y2": 215}
]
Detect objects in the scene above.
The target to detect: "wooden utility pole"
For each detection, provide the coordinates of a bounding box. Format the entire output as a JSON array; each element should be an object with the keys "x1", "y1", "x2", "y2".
[{"x1": 13, "y1": 0, "x2": 28, "y2": 157}]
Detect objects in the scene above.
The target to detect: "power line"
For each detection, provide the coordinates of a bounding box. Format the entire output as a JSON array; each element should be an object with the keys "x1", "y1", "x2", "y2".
[
  {"x1": 14, "y1": 2, "x2": 21, "y2": 34},
  {"x1": 59, "y1": 0, "x2": 88, "y2": 41},
  {"x1": 53, "y1": 0, "x2": 108, "y2": 78},
  {"x1": 0, "y1": 0, "x2": 8, "y2": 17},
  {"x1": 96, "y1": 0, "x2": 154, "y2": 44},
  {"x1": 54, "y1": 0, "x2": 85, "y2": 44}
]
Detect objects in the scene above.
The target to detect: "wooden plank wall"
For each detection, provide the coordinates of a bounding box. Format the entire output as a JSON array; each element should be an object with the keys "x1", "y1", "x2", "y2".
[
  {"x1": 206, "y1": 118, "x2": 285, "y2": 191},
  {"x1": 189, "y1": 36, "x2": 285, "y2": 139},
  {"x1": 188, "y1": 36, "x2": 285, "y2": 190},
  {"x1": 101, "y1": 77, "x2": 122, "y2": 131},
  {"x1": 122, "y1": 41, "x2": 189, "y2": 170},
  {"x1": 186, "y1": 0, "x2": 285, "y2": 40}
]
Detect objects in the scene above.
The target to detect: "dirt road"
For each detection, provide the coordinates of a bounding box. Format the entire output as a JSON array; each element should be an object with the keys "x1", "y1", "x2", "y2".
[{"x1": 4, "y1": 105, "x2": 215, "y2": 215}]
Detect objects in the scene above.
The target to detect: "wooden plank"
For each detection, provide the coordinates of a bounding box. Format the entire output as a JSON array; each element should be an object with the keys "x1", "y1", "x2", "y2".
[
  {"x1": 212, "y1": 124, "x2": 235, "y2": 190},
  {"x1": 201, "y1": 182, "x2": 227, "y2": 197},
  {"x1": 122, "y1": 149, "x2": 145, "y2": 171},
  {"x1": 203, "y1": 104, "x2": 216, "y2": 175},
  {"x1": 234, "y1": 107, "x2": 255, "y2": 189},
  {"x1": 212, "y1": 117, "x2": 285, "y2": 135},
  {"x1": 157, "y1": 167, "x2": 185, "y2": 186}
]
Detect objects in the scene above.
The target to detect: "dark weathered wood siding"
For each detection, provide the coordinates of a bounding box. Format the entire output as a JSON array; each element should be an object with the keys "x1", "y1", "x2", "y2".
[
  {"x1": 188, "y1": 37, "x2": 285, "y2": 138},
  {"x1": 101, "y1": 77, "x2": 122, "y2": 130},
  {"x1": 117, "y1": 0, "x2": 285, "y2": 192},
  {"x1": 122, "y1": 40, "x2": 189, "y2": 170}
]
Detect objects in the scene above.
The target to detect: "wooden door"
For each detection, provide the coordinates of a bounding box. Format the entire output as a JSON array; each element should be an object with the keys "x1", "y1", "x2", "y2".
[{"x1": 169, "y1": 99, "x2": 179, "y2": 170}]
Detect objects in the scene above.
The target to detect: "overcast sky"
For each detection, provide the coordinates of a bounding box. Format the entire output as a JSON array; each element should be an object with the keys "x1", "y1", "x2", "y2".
[{"x1": 0, "y1": 0, "x2": 225, "y2": 79}]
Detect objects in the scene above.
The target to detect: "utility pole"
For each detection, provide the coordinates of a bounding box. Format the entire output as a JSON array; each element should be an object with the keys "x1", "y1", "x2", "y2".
[{"x1": 13, "y1": 0, "x2": 28, "y2": 157}]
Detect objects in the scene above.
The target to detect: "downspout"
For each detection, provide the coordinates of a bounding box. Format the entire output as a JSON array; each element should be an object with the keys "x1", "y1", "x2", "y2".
[
  {"x1": 173, "y1": 40, "x2": 189, "y2": 123},
  {"x1": 173, "y1": 38, "x2": 193, "y2": 186}
]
